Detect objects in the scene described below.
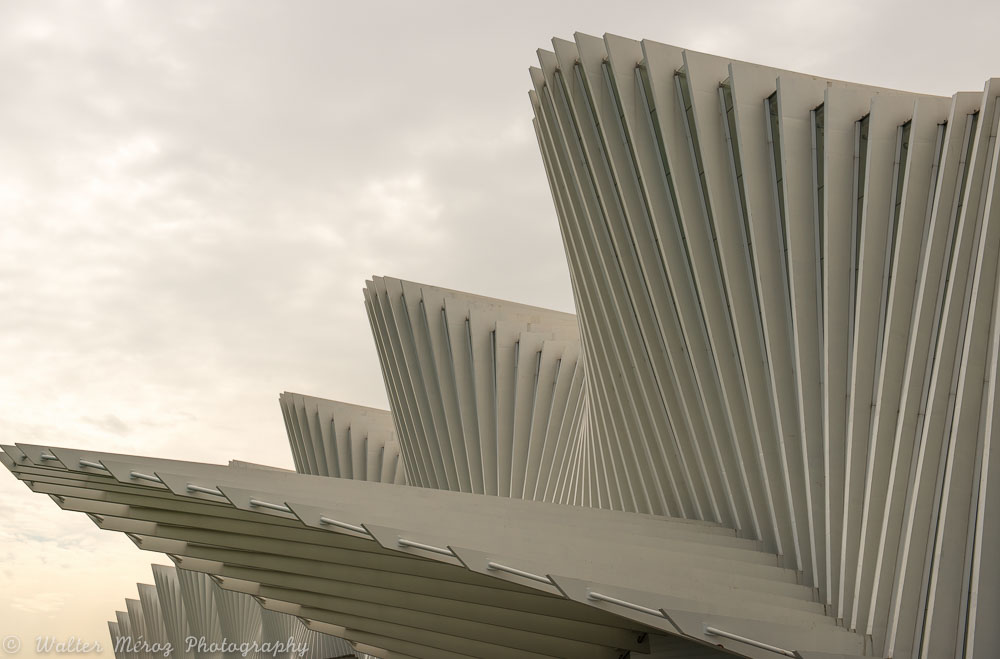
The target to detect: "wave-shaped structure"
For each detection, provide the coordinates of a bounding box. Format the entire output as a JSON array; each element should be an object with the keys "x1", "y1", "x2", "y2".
[
  {"x1": 106, "y1": 565, "x2": 359, "y2": 659},
  {"x1": 3, "y1": 33, "x2": 999, "y2": 659},
  {"x1": 5, "y1": 444, "x2": 861, "y2": 658},
  {"x1": 363, "y1": 276, "x2": 588, "y2": 503},
  {"x1": 530, "y1": 33, "x2": 1000, "y2": 657},
  {"x1": 279, "y1": 392, "x2": 405, "y2": 484}
]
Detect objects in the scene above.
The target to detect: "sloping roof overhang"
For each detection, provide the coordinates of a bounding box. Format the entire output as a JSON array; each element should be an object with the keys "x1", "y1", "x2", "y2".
[{"x1": 2, "y1": 444, "x2": 866, "y2": 659}]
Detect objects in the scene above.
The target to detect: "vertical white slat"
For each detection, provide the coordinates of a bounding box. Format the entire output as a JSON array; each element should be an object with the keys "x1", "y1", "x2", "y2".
[
  {"x1": 633, "y1": 41, "x2": 769, "y2": 541},
  {"x1": 605, "y1": 33, "x2": 749, "y2": 528},
  {"x1": 152, "y1": 564, "x2": 193, "y2": 659},
  {"x1": 529, "y1": 100, "x2": 602, "y2": 505},
  {"x1": 379, "y1": 277, "x2": 448, "y2": 489},
  {"x1": 607, "y1": 34, "x2": 756, "y2": 533},
  {"x1": 302, "y1": 397, "x2": 331, "y2": 479},
  {"x1": 291, "y1": 394, "x2": 321, "y2": 478},
  {"x1": 537, "y1": 45, "x2": 652, "y2": 514},
  {"x1": 887, "y1": 85, "x2": 991, "y2": 659},
  {"x1": 572, "y1": 36, "x2": 695, "y2": 517},
  {"x1": 819, "y1": 84, "x2": 877, "y2": 615},
  {"x1": 493, "y1": 320, "x2": 518, "y2": 497},
  {"x1": 114, "y1": 612, "x2": 133, "y2": 659},
  {"x1": 278, "y1": 394, "x2": 305, "y2": 474},
  {"x1": 576, "y1": 32, "x2": 717, "y2": 522},
  {"x1": 137, "y1": 583, "x2": 170, "y2": 654},
  {"x1": 309, "y1": 396, "x2": 338, "y2": 478},
  {"x1": 849, "y1": 97, "x2": 943, "y2": 632},
  {"x1": 642, "y1": 40, "x2": 779, "y2": 542},
  {"x1": 124, "y1": 599, "x2": 148, "y2": 659},
  {"x1": 212, "y1": 584, "x2": 262, "y2": 649},
  {"x1": 394, "y1": 278, "x2": 461, "y2": 491},
  {"x1": 442, "y1": 297, "x2": 485, "y2": 493},
  {"x1": 855, "y1": 95, "x2": 952, "y2": 648},
  {"x1": 107, "y1": 621, "x2": 124, "y2": 659},
  {"x1": 965, "y1": 218, "x2": 1000, "y2": 658},
  {"x1": 920, "y1": 84, "x2": 1000, "y2": 659},
  {"x1": 176, "y1": 568, "x2": 223, "y2": 649},
  {"x1": 840, "y1": 93, "x2": 916, "y2": 627},
  {"x1": 422, "y1": 287, "x2": 474, "y2": 492},
  {"x1": 552, "y1": 36, "x2": 681, "y2": 516},
  {"x1": 367, "y1": 278, "x2": 434, "y2": 488},
  {"x1": 686, "y1": 51, "x2": 799, "y2": 540},
  {"x1": 725, "y1": 58, "x2": 808, "y2": 575},
  {"x1": 774, "y1": 73, "x2": 835, "y2": 597},
  {"x1": 364, "y1": 282, "x2": 422, "y2": 486},
  {"x1": 400, "y1": 280, "x2": 464, "y2": 489},
  {"x1": 521, "y1": 340, "x2": 557, "y2": 499},
  {"x1": 469, "y1": 308, "x2": 500, "y2": 496}
]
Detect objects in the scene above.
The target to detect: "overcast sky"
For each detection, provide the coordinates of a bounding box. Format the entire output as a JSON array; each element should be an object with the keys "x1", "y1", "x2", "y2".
[{"x1": 1, "y1": 0, "x2": 998, "y2": 654}]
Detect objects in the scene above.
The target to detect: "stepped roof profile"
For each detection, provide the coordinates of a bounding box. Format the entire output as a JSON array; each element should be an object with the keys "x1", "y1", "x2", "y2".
[
  {"x1": 4, "y1": 33, "x2": 1000, "y2": 659},
  {"x1": 108, "y1": 564, "x2": 363, "y2": 659}
]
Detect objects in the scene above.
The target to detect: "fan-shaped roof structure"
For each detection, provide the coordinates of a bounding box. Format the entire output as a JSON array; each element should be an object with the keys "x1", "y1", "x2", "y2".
[
  {"x1": 4, "y1": 33, "x2": 1000, "y2": 659},
  {"x1": 529, "y1": 32, "x2": 1000, "y2": 657},
  {"x1": 107, "y1": 565, "x2": 359, "y2": 659},
  {"x1": 363, "y1": 276, "x2": 588, "y2": 503},
  {"x1": 3, "y1": 444, "x2": 862, "y2": 658}
]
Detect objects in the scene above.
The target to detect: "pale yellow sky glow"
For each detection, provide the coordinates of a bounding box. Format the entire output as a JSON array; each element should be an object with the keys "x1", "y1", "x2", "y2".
[{"x1": 1, "y1": 0, "x2": 998, "y2": 656}]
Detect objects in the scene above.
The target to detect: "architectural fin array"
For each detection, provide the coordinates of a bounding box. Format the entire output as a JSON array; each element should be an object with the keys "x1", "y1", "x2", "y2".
[
  {"x1": 363, "y1": 276, "x2": 589, "y2": 503},
  {"x1": 3, "y1": 32, "x2": 999, "y2": 659},
  {"x1": 529, "y1": 31, "x2": 1000, "y2": 658},
  {"x1": 106, "y1": 565, "x2": 360, "y2": 659},
  {"x1": 279, "y1": 392, "x2": 405, "y2": 484},
  {"x1": 5, "y1": 444, "x2": 862, "y2": 658}
]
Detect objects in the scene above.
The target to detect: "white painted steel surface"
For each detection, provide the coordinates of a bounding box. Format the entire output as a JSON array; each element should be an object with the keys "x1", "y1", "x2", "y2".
[
  {"x1": 529, "y1": 32, "x2": 1000, "y2": 658},
  {"x1": 3, "y1": 33, "x2": 999, "y2": 659},
  {"x1": 109, "y1": 565, "x2": 359, "y2": 659}
]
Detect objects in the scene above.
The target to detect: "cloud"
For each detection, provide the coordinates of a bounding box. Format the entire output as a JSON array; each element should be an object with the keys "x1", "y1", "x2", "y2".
[
  {"x1": 11, "y1": 593, "x2": 69, "y2": 615},
  {"x1": 81, "y1": 414, "x2": 130, "y2": 436}
]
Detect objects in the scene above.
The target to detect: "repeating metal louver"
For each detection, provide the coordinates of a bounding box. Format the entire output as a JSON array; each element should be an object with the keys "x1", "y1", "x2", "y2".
[
  {"x1": 176, "y1": 565, "x2": 224, "y2": 653},
  {"x1": 108, "y1": 565, "x2": 359, "y2": 659},
  {"x1": 124, "y1": 599, "x2": 149, "y2": 659},
  {"x1": 137, "y1": 583, "x2": 171, "y2": 656},
  {"x1": 108, "y1": 621, "x2": 124, "y2": 658},
  {"x1": 4, "y1": 33, "x2": 999, "y2": 659},
  {"x1": 530, "y1": 31, "x2": 1000, "y2": 658},
  {"x1": 259, "y1": 608, "x2": 298, "y2": 650},
  {"x1": 213, "y1": 586, "x2": 263, "y2": 655},
  {"x1": 298, "y1": 622, "x2": 371, "y2": 659},
  {"x1": 363, "y1": 276, "x2": 590, "y2": 503},
  {"x1": 279, "y1": 392, "x2": 406, "y2": 485},
  {"x1": 151, "y1": 565, "x2": 194, "y2": 659},
  {"x1": 115, "y1": 611, "x2": 136, "y2": 659},
  {"x1": 4, "y1": 445, "x2": 869, "y2": 659}
]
